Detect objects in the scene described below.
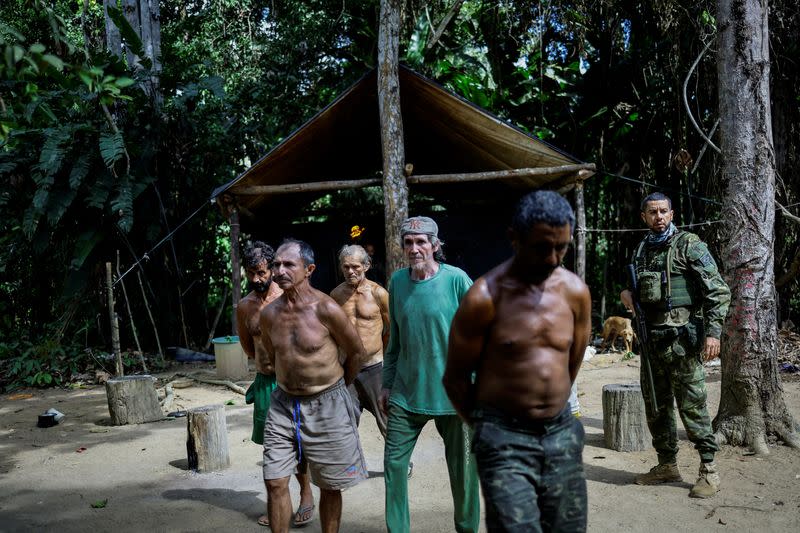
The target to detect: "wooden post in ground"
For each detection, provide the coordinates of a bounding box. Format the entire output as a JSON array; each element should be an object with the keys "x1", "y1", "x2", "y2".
[
  {"x1": 106, "y1": 262, "x2": 123, "y2": 376},
  {"x1": 106, "y1": 375, "x2": 163, "y2": 425},
  {"x1": 602, "y1": 383, "x2": 651, "y2": 451},
  {"x1": 574, "y1": 180, "x2": 586, "y2": 281},
  {"x1": 186, "y1": 405, "x2": 230, "y2": 472},
  {"x1": 378, "y1": 0, "x2": 409, "y2": 277},
  {"x1": 228, "y1": 206, "x2": 241, "y2": 335}
]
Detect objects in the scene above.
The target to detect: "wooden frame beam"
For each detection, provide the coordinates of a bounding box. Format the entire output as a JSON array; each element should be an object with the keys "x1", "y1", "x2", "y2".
[
  {"x1": 231, "y1": 178, "x2": 382, "y2": 196},
  {"x1": 228, "y1": 163, "x2": 597, "y2": 196}
]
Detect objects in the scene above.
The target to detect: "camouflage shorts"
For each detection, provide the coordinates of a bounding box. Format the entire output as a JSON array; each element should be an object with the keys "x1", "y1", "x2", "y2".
[{"x1": 471, "y1": 405, "x2": 587, "y2": 533}]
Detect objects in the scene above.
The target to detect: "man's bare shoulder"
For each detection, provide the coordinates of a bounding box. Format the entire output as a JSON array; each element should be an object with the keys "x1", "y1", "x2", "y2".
[
  {"x1": 330, "y1": 282, "x2": 352, "y2": 303},
  {"x1": 367, "y1": 279, "x2": 388, "y2": 297},
  {"x1": 259, "y1": 294, "x2": 285, "y2": 320},
  {"x1": 553, "y1": 267, "x2": 590, "y2": 299},
  {"x1": 315, "y1": 290, "x2": 348, "y2": 321}
]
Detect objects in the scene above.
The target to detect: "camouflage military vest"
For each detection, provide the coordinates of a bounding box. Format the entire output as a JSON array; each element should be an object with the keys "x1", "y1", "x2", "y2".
[{"x1": 633, "y1": 231, "x2": 696, "y2": 312}]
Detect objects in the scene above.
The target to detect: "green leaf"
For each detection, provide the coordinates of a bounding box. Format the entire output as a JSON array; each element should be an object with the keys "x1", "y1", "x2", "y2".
[
  {"x1": 29, "y1": 43, "x2": 46, "y2": 54},
  {"x1": 77, "y1": 70, "x2": 94, "y2": 89},
  {"x1": 37, "y1": 127, "x2": 71, "y2": 176},
  {"x1": 111, "y1": 179, "x2": 133, "y2": 232},
  {"x1": 70, "y1": 229, "x2": 103, "y2": 270},
  {"x1": 114, "y1": 77, "x2": 135, "y2": 88},
  {"x1": 99, "y1": 131, "x2": 125, "y2": 169},
  {"x1": 12, "y1": 45, "x2": 24, "y2": 64},
  {"x1": 22, "y1": 204, "x2": 42, "y2": 239},
  {"x1": 86, "y1": 173, "x2": 113, "y2": 209},
  {"x1": 32, "y1": 187, "x2": 50, "y2": 210},
  {"x1": 47, "y1": 185, "x2": 77, "y2": 226},
  {"x1": 69, "y1": 153, "x2": 92, "y2": 190},
  {"x1": 41, "y1": 54, "x2": 64, "y2": 71},
  {"x1": 90, "y1": 499, "x2": 108, "y2": 509}
]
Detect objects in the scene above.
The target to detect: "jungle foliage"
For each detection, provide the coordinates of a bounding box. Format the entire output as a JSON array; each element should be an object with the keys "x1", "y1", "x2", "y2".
[{"x1": 0, "y1": 0, "x2": 797, "y2": 389}]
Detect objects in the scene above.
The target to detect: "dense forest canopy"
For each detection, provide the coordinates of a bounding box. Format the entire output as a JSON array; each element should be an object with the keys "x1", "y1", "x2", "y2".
[{"x1": 0, "y1": 0, "x2": 797, "y2": 389}]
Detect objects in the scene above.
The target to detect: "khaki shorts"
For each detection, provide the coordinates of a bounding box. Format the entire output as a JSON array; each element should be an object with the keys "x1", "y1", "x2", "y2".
[{"x1": 263, "y1": 379, "x2": 368, "y2": 490}]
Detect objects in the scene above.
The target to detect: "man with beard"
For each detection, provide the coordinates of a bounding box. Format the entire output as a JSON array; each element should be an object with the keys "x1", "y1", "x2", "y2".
[
  {"x1": 620, "y1": 192, "x2": 730, "y2": 498},
  {"x1": 236, "y1": 241, "x2": 315, "y2": 528},
  {"x1": 381, "y1": 217, "x2": 480, "y2": 533},
  {"x1": 444, "y1": 191, "x2": 592, "y2": 532}
]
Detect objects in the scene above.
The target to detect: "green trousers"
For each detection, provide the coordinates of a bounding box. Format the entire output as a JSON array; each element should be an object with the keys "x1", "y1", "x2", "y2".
[
  {"x1": 641, "y1": 340, "x2": 719, "y2": 464},
  {"x1": 384, "y1": 405, "x2": 480, "y2": 533}
]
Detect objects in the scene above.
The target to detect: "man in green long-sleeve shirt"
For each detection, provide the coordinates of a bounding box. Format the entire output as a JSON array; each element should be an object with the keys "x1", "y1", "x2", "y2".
[{"x1": 380, "y1": 216, "x2": 480, "y2": 533}]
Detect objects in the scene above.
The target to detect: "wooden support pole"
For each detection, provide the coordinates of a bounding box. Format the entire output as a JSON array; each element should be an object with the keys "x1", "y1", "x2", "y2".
[
  {"x1": 378, "y1": 0, "x2": 409, "y2": 277},
  {"x1": 231, "y1": 178, "x2": 382, "y2": 196},
  {"x1": 229, "y1": 208, "x2": 241, "y2": 335},
  {"x1": 575, "y1": 180, "x2": 586, "y2": 281},
  {"x1": 407, "y1": 164, "x2": 596, "y2": 185},
  {"x1": 106, "y1": 262, "x2": 123, "y2": 377}
]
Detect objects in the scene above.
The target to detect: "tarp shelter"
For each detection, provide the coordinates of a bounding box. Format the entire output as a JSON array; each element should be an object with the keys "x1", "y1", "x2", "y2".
[{"x1": 212, "y1": 66, "x2": 594, "y2": 322}]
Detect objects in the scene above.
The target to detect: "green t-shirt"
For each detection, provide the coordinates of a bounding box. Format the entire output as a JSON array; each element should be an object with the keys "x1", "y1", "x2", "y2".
[{"x1": 382, "y1": 263, "x2": 472, "y2": 415}]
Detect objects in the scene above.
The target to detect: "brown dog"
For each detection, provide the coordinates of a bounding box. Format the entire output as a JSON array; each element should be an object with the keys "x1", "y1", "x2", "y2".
[{"x1": 600, "y1": 316, "x2": 636, "y2": 353}]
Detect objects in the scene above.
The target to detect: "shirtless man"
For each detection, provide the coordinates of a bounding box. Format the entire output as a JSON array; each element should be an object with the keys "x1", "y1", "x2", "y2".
[
  {"x1": 236, "y1": 241, "x2": 315, "y2": 528},
  {"x1": 444, "y1": 190, "x2": 592, "y2": 533},
  {"x1": 260, "y1": 239, "x2": 368, "y2": 533},
  {"x1": 330, "y1": 244, "x2": 390, "y2": 436}
]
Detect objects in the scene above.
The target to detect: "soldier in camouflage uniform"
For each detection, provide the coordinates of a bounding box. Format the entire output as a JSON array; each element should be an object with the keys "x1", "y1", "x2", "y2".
[
  {"x1": 621, "y1": 192, "x2": 731, "y2": 499},
  {"x1": 444, "y1": 191, "x2": 592, "y2": 532}
]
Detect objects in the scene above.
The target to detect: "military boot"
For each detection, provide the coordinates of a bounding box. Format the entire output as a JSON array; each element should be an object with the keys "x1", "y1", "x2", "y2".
[
  {"x1": 634, "y1": 463, "x2": 682, "y2": 485},
  {"x1": 689, "y1": 462, "x2": 720, "y2": 498}
]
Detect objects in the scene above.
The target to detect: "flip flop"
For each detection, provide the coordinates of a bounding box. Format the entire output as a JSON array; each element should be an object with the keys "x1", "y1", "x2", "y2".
[
  {"x1": 257, "y1": 514, "x2": 269, "y2": 527},
  {"x1": 292, "y1": 504, "x2": 315, "y2": 527}
]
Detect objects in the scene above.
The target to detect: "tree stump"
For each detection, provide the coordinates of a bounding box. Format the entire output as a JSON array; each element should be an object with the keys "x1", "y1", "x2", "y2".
[
  {"x1": 186, "y1": 404, "x2": 230, "y2": 472},
  {"x1": 602, "y1": 383, "x2": 651, "y2": 451},
  {"x1": 105, "y1": 375, "x2": 163, "y2": 425}
]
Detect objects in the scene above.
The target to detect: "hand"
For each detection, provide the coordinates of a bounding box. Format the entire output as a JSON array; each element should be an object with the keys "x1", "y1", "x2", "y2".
[
  {"x1": 379, "y1": 388, "x2": 391, "y2": 416},
  {"x1": 702, "y1": 337, "x2": 720, "y2": 361},
  {"x1": 620, "y1": 289, "x2": 635, "y2": 315}
]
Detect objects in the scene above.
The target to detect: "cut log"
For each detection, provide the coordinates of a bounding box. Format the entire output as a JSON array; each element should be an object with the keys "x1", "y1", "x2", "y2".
[
  {"x1": 186, "y1": 405, "x2": 230, "y2": 472},
  {"x1": 105, "y1": 375, "x2": 163, "y2": 425},
  {"x1": 602, "y1": 383, "x2": 651, "y2": 451}
]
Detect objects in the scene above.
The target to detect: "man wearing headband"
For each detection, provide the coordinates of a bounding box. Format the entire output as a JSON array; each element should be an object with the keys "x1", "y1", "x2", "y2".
[{"x1": 381, "y1": 216, "x2": 480, "y2": 533}]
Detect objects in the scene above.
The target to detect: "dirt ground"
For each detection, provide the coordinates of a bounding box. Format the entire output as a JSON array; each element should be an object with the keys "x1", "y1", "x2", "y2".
[{"x1": 1, "y1": 355, "x2": 799, "y2": 533}]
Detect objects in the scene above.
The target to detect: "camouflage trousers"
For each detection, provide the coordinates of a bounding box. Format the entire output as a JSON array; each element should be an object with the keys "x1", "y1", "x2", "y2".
[
  {"x1": 471, "y1": 405, "x2": 587, "y2": 533},
  {"x1": 641, "y1": 332, "x2": 719, "y2": 464}
]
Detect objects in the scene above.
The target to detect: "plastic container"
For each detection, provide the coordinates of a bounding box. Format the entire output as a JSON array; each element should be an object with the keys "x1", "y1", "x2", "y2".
[{"x1": 211, "y1": 336, "x2": 249, "y2": 380}]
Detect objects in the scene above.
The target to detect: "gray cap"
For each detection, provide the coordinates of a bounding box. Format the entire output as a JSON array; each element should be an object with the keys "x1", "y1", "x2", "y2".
[{"x1": 400, "y1": 216, "x2": 438, "y2": 238}]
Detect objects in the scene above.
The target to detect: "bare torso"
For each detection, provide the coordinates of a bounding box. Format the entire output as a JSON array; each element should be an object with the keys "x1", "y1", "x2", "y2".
[
  {"x1": 476, "y1": 262, "x2": 583, "y2": 419},
  {"x1": 260, "y1": 289, "x2": 345, "y2": 395},
  {"x1": 330, "y1": 280, "x2": 388, "y2": 367},
  {"x1": 236, "y1": 284, "x2": 283, "y2": 375}
]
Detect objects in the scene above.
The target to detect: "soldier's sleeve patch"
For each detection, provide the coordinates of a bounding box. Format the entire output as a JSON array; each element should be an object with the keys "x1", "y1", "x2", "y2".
[{"x1": 698, "y1": 252, "x2": 715, "y2": 268}]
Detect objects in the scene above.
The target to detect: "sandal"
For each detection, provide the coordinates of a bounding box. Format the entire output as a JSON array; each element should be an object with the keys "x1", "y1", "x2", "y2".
[{"x1": 292, "y1": 503, "x2": 315, "y2": 527}]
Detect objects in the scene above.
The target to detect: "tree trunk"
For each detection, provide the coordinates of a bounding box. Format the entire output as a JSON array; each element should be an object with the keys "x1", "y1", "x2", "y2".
[
  {"x1": 574, "y1": 182, "x2": 586, "y2": 280},
  {"x1": 378, "y1": 0, "x2": 409, "y2": 277},
  {"x1": 106, "y1": 375, "x2": 163, "y2": 425},
  {"x1": 715, "y1": 0, "x2": 798, "y2": 452},
  {"x1": 602, "y1": 383, "x2": 651, "y2": 452},
  {"x1": 103, "y1": 0, "x2": 122, "y2": 58},
  {"x1": 122, "y1": 0, "x2": 141, "y2": 69},
  {"x1": 186, "y1": 405, "x2": 230, "y2": 472},
  {"x1": 139, "y1": 0, "x2": 162, "y2": 106}
]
